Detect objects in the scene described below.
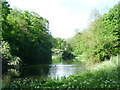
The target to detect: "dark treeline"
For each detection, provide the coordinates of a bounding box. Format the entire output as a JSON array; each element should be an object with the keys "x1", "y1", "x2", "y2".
[{"x1": 1, "y1": 1, "x2": 53, "y2": 66}]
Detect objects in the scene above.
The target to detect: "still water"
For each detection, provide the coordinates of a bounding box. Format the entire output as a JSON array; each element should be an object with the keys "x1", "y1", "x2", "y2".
[
  {"x1": 3, "y1": 62, "x2": 85, "y2": 86},
  {"x1": 49, "y1": 63, "x2": 82, "y2": 78}
]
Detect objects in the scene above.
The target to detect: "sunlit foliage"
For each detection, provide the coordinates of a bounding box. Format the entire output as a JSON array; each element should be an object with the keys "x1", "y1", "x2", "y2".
[
  {"x1": 1, "y1": 41, "x2": 21, "y2": 66},
  {"x1": 68, "y1": 3, "x2": 120, "y2": 63}
]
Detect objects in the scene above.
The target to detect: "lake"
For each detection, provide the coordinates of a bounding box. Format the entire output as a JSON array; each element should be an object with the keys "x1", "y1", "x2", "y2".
[{"x1": 2, "y1": 62, "x2": 85, "y2": 87}]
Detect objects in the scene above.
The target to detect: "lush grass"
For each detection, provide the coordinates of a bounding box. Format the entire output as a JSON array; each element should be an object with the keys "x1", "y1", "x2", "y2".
[{"x1": 3, "y1": 58, "x2": 119, "y2": 89}]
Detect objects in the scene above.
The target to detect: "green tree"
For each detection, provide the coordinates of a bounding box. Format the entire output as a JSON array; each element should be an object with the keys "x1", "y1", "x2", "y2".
[
  {"x1": 1, "y1": 1, "x2": 21, "y2": 66},
  {"x1": 2, "y1": 8, "x2": 53, "y2": 64}
]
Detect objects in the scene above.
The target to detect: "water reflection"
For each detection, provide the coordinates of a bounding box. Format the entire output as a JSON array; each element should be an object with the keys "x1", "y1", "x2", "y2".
[
  {"x1": 49, "y1": 63, "x2": 81, "y2": 78},
  {"x1": 2, "y1": 62, "x2": 83, "y2": 86},
  {"x1": 19, "y1": 65, "x2": 51, "y2": 78}
]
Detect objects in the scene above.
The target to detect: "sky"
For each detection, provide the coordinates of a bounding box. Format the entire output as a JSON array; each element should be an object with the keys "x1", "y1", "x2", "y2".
[{"x1": 7, "y1": 0, "x2": 119, "y2": 39}]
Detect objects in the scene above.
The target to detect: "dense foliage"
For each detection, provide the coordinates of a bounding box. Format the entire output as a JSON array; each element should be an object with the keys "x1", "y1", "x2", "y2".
[
  {"x1": 67, "y1": 3, "x2": 120, "y2": 63},
  {"x1": 2, "y1": 1, "x2": 53, "y2": 65},
  {"x1": 1, "y1": 41, "x2": 21, "y2": 66}
]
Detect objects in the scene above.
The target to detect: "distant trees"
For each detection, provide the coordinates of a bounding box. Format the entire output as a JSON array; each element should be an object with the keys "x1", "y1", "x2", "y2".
[
  {"x1": 89, "y1": 8, "x2": 101, "y2": 22},
  {"x1": 2, "y1": 1, "x2": 53, "y2": 65},
  {"x1": 52, "y1": 38, "x2": 67, "y2": 50},
  {"x1": 67, "y1": 3, "x2": 120, "y2": 63},
  {"x1": 52, "y1": 38, "x2": 74, "y2": 60}
]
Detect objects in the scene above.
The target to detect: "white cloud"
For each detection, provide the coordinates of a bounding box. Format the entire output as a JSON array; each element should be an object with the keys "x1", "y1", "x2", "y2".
[{"x1": 7, "y1": 0, "x2": 119, "y2": 39}]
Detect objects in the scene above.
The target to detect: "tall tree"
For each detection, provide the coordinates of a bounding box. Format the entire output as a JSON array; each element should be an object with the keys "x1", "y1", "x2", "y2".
[{"x1": 2, "y1": 8, "x2": 53, "y2": 64}]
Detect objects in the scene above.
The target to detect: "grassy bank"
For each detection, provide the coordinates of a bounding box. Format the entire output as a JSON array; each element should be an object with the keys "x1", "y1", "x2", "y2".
[{"x1": 3, "y1": 57, "x2": 119, "y2": 89}]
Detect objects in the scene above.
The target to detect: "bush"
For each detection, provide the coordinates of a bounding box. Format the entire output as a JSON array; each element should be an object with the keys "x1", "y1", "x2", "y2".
[{"x1": 1, "y1": 41, "x2": 21, "y2": 66}]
